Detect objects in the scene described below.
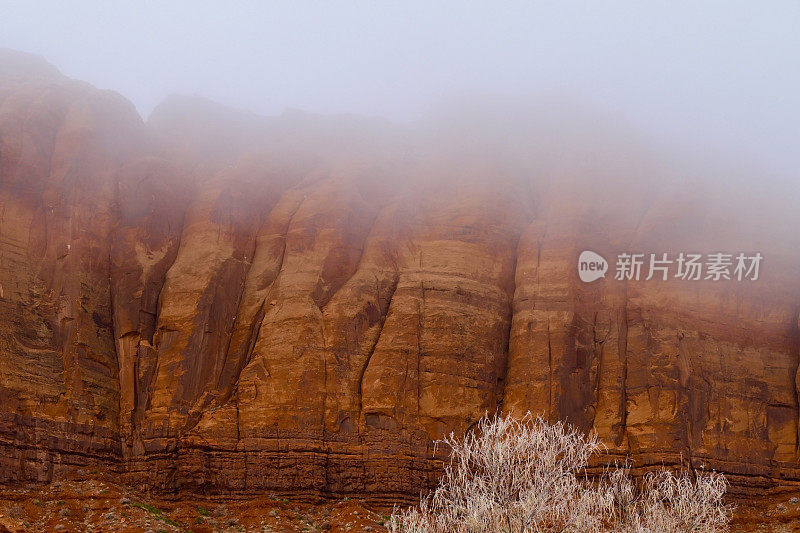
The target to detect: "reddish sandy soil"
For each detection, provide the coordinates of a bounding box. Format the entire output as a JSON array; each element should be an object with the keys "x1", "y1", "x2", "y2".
[
  {"x1": 0, "y1": 470, "x2": 391, "y2": 532},
  {"x1": 1, "y1": 471, "x2": 799, "y2": 532},
  {"x1": 730, "y1": 491, "x2": 800, "y2": 532}
]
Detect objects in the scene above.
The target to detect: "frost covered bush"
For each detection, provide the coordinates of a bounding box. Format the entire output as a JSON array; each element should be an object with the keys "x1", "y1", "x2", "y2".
[{"x1": 389, "y1": 413, "x2": 730, "y2": 532}]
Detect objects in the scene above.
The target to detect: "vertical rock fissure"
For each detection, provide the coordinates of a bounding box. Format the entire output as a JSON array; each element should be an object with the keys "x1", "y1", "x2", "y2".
[
  {"x1": 320, "y1": 204, "x2": 384, "y2": 312},
  {"x1": 616, "y1": 303, "x2": 629, "y2": 449},
  {"x1": 417, "y1": 282, "x2": 424, "y2": 417},
  {"x1": 214, "y1": 189, "x2": 305, "y2": 404},
  {"x1": 547, "y1": 316, "x2": 553, "y2": 423},
  {"x1": 591, "y1": 311, "x2": 606, "y2": 427},
  {"x1": 497, "y1": 228, "x2": 524, "y2": 412},
  {"x1": 791, "y1": 306, "x2": 800, "y2": 456},
  {"x1": 677, "y1": 334, "x2": 696, "y2": 470},
  {"x1": 357, "y1": 273, "x2": 399, "y2": 416},
  {"x1": 214, "y1": 249, "x2": 261, "y2": 392}
]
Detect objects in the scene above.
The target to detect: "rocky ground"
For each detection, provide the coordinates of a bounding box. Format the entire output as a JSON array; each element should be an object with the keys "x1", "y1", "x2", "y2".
[
  {"x1": 732, "y1": 494, "x2": 800, "y2": 532},
  {"x1": 1, "y1": 471, "x2": 800, "y2": 532},
  {"x1": 0, "y1": 471, "x2": 391, "y2": 532}
]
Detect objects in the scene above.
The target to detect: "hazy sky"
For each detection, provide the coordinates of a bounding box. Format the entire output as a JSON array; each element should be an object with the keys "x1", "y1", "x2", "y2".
[{"x1": 1, "y1": 1, "x2": 798, "y2": 175}]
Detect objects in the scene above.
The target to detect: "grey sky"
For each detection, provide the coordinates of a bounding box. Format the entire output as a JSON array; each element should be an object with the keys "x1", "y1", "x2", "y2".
[{"x1": 1, "y1": 1, "x2": 798, "y2": 175}]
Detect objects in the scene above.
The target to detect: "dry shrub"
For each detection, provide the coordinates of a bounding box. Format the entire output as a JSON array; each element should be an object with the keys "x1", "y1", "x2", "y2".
[{"x1": 389, "y1": 413, "x2": 731, "y2": 532}]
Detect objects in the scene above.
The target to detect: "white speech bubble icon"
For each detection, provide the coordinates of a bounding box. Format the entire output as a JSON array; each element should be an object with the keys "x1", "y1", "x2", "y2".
[{"x1": 578, "y1": 251, "x2": 608, "y2": 282}]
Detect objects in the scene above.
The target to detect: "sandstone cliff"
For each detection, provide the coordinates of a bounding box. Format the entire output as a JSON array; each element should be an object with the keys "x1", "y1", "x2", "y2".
[{"x1": 1, "y1": 50, "x2": 799, "y2": 500}]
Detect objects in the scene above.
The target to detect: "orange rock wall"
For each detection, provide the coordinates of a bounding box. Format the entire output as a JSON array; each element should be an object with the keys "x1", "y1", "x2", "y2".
[{"x1": 2, "y1": 50, "x2": 799, "y2": 499}]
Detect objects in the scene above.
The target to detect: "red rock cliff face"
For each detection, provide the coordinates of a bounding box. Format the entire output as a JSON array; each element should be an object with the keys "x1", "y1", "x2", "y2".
[
  {"x1": 0, "y1": 50, "x2": 150, "y2": 483},
  {"x1": 1, "y1": 50, "x2": 800, "y2": 499}
]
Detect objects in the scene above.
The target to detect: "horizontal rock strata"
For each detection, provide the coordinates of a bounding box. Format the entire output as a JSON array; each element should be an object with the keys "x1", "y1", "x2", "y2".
[{"x1": 1, "y1": 49, "x2": 799, "y2": 499}]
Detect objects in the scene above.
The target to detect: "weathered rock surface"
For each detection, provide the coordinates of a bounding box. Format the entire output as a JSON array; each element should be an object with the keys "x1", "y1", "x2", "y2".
[
  {"x1": 1, "y1": 49, "x2": 800, "y2": 500},
  {"x1": 0, "y1": 49, "x2": 148, "y2": 483}
]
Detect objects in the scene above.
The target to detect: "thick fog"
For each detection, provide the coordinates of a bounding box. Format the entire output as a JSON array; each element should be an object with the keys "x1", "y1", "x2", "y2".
[{"x1": 1, "y1": 1, "x2": 798, "y2": 175}]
